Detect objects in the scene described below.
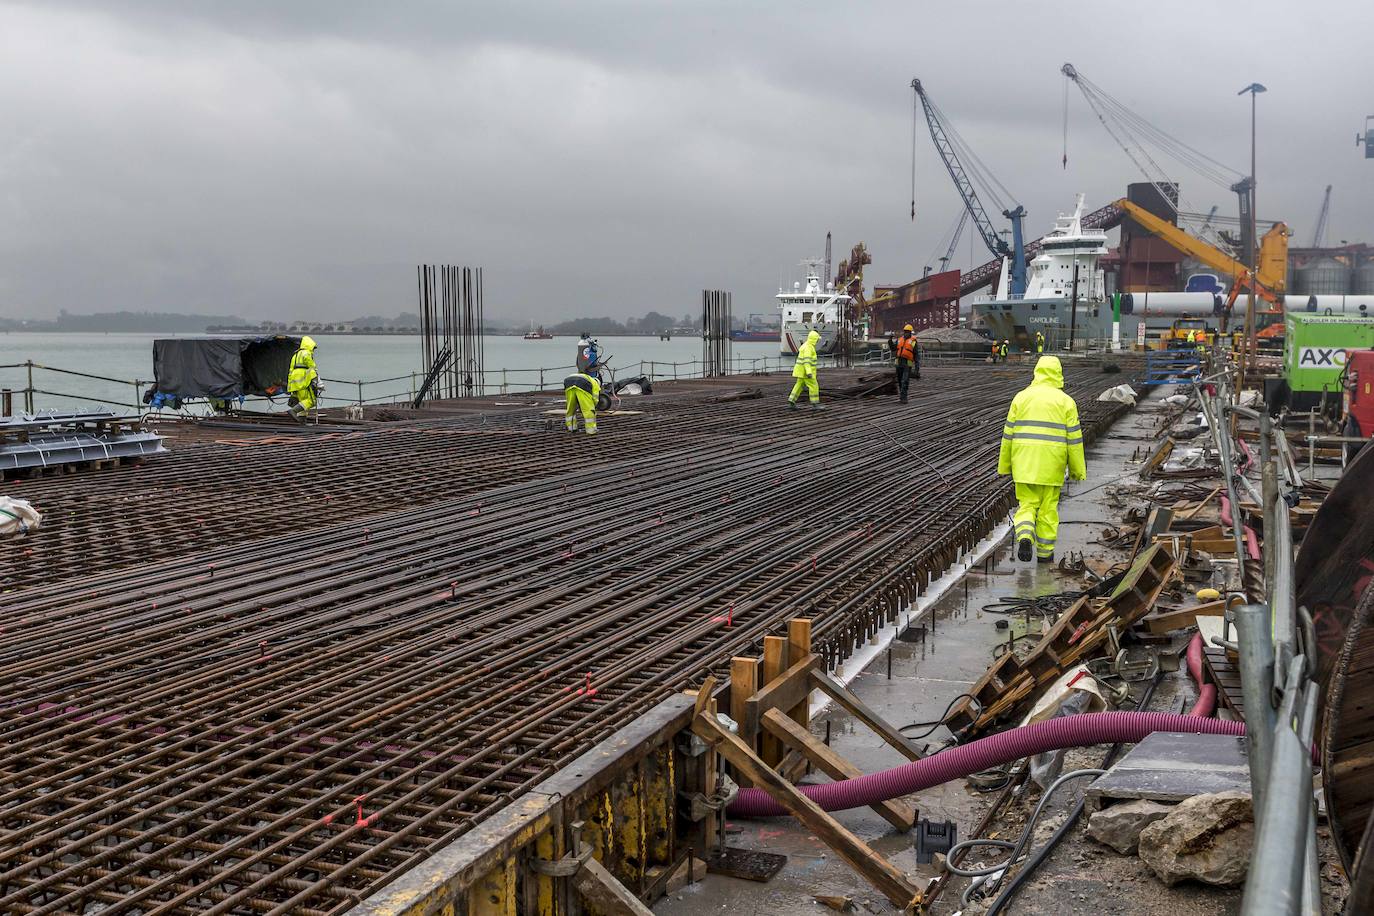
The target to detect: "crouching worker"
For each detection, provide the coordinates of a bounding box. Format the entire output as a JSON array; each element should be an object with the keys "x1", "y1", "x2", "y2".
[
  {"x1": 997, "y1": 356, "x2": 1086, "y2": 563},
  {"x1": 564, "y1": 372, "x2": 601, "y2": 434},
  {"x1": 287, "y1": 336, "x2": 321, "y2": 422}
]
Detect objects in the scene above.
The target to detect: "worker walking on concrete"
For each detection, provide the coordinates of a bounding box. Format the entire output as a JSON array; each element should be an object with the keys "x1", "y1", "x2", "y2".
[
  {"x1": 563, "y1": 372, "x2": 601, "y2": 434},
  {"x1": 888, "y1": 324, "x2": 920, "y2": 404},
  {"x1": 788, "y1": 328, "x2": 822, "y2": 410},
  {"x1": 287, "y1": 336, "x2": 321, "y2": 422},
  {"x1": 998, "y1": 355, "x2": 1086, "y2": 563},
  {"x1": 1035, "y1": 331, "x2": 1046, "y2": 355}
]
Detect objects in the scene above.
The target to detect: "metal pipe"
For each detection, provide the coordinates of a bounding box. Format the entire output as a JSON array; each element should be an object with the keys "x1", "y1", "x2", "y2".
[
  {"x1": 1241, "y1": 657, "x2": 1312, "y2": 916},
  {"x1": 1199, "y1": 384, "x2": 1248, "y2": 566},
  {"x1": 1233, "y1": 603, "x2": 1276, "y2": 819}
]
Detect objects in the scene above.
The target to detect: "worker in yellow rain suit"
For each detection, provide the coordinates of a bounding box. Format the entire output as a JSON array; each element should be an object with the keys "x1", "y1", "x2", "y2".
[
  {"x1": 998, "y1": 356, "x2": 1086, "y2": 563},
  {"x1": 1034, "y1": 330, "x2": 1046, "y2": 355},
  {"x1": 287, "y1": 336, "x2": 320, "y2": 422},
  {"x1": 563, "y1": 372, "x2": 601, "y2": 434},
  {"x1": 787, "y1": 328, "x2": 822, "y2": 410}
]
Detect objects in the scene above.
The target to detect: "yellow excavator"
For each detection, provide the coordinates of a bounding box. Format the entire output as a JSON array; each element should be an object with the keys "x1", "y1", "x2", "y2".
[{"x1": 1114, "y1": 198, "x2": 1289, "y2": 336}]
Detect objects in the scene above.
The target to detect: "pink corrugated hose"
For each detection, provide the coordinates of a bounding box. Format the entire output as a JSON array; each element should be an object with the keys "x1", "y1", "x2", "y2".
[{"x1": 730, "y1": 633, "x2": 1226, "y2": 817}]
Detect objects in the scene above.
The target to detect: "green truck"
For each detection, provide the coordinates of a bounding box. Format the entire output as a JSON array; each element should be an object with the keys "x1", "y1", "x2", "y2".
[{"x1": 1268, "y1": 312, "x2": 1374, "y2": 414}]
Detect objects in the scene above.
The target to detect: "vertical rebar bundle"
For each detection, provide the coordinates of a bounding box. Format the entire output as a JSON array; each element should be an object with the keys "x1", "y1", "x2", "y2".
[
  {"x1": 418, "y1": 265, "x2": 485, "y2": 399},
  {"x1": 701, "y1": 289, "x2": 732, "y2": 378}
]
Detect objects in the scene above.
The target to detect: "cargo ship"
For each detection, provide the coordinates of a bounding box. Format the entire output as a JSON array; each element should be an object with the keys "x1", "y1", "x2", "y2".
[
  {"x1": 522, "y1": 324, "x2": 553, "y2": 340},
  {"x1": 971, "y1": 194, "x2": 1116, "y2": 349},
  {"x1": 729, "y1": 314, "x2": 780, "y2": 343},
  {"x1": 778, "y1": 261, "x2": 849, "y2": 355}
]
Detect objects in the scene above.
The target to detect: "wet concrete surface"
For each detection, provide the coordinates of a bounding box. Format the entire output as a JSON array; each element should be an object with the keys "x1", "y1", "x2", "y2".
[{"x1": 654, "y1": 388, "x2": 1259, "y2": 916}]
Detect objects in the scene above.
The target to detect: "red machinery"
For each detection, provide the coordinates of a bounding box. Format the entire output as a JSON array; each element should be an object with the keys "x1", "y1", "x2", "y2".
[{"x1": 1343, "y1": 350, "x2": 1374, "y2": 444}]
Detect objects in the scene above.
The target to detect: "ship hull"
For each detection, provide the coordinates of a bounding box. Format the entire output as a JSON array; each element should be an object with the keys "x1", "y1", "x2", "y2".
[
  {"x1": 729, "y1": 329, "x2": 779, "y2": 343},
  {"x1": 781, "y1": 322, "x2": 840, "y2": 356}
]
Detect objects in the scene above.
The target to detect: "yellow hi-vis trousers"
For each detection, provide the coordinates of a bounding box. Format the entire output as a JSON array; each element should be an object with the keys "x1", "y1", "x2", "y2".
[
  {"x1": 1014, "y1": 482, "x2": 1061, "y2": 560},
  {"x1": 565, "y1": 387, "x2": 597, "y2": 434},
  {"x1": 788, "y1": 377, "x2": 819, "y2": 403}
]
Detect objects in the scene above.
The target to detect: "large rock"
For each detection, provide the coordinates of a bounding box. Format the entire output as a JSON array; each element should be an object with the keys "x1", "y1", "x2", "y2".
[
  {"x1": 1088, "y1": 799, "x2": 1174, "y2": 854},
  {"x1": 1138, "y1": 790, "x2": 1254, "y2": 887}
]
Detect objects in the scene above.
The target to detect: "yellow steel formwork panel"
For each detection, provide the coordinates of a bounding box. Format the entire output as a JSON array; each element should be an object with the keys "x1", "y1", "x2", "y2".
[{"x1": 467, "y1": 857, "x2": 515, "y2": 916}]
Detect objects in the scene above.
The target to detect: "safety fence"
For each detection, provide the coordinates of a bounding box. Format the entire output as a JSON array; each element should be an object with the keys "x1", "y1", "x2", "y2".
[{"x1": 1, "y1": 355, "x2": 799, "y2": 416}]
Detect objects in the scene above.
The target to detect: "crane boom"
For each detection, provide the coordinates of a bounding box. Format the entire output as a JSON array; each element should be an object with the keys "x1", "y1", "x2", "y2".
[
  {"x1": 911, "y1": 78, "x2": 1027, "y2": 295},
  {"x1": 1115, "y1": 198, "x2": 1289, "y2": 318},
  {"x1": 1311, "y1": 184, "x2": 1332, "y2": 248}
]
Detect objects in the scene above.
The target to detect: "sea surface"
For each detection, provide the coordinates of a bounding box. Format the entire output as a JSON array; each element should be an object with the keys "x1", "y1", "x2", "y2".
[{"x1": 0, "y1": 332, "x2": 782, "y2": 413}]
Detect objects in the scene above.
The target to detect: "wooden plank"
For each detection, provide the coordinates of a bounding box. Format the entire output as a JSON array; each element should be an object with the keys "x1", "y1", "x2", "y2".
[
  {"x1": 776, "y1": 747, "x2": 808, "y2": 783},
  {"x1": 762, "y1": 708, "x2": 915, "y2": 832},
  {"x1": 573, "y1": 857, "x2": 656, "y2": 916},
  {"x1": 743, "y1": 653, "x2": 819, "y2": 741},
  {"x1": 760, "y1": 636, "x2": 789, "y2": 766},
  {"x1": 692, "y1": 712, "x2": 921, "y2": 908},
  {"x1": 1143, "y1": 600, "x2": 1227, "y2": 635},
  {"x1": 787, "y1": 619, "x2": 814, "y2": 732},
  {"x1": 729, "y1": 657, "x2": 760, "y2": 752},
  {"x1": 809, "y1": 670, "x2": 924, "y2": 761}
]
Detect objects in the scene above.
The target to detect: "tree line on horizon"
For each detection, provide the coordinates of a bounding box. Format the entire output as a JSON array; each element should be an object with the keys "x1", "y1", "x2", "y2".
[{"x1": 0, "y1": 309, "x2": 741, "y2": 334}]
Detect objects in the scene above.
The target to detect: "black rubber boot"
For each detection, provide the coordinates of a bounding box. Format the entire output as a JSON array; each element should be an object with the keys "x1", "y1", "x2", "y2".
[
  {"x1": 1016, "y1": 539, "x2": 1033, "y2": 562},
  {"x1": 787, "y1": 400, "x2": 798, "y2": 411},
  {"x1": 1037, "y1": 554, "x2": 1054, "y2": 564}
]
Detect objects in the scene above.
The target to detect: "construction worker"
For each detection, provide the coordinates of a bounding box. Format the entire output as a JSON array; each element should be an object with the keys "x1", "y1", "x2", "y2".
[
  {"x1": 990, "y1": 338, "x2": 1000, "y2": 363},
  {"x1": 787, "y1": 328, "x2": 822, "y2": 410},
  {"x1": 1192, "y1": 329, "x2": 1208, "y2": 362},
  {"x1": 1035, "y1": 330, "x2": 1046, "y2": 355},
  {"x1": 998, "y1": 339, "x2": 1011, "y2": 363},
  {"x1": 563, "y1": 371, "x2": 600, "y2": 434},
  {"x1": 888, "y1": 324, "x2": 920, "y2": 404},
  {"x1": 286, "y1": 336, "x2": 321, "y2": 422},
  {"x1": 998, "y1": 355, "x2": 1087, "y2": 563}
]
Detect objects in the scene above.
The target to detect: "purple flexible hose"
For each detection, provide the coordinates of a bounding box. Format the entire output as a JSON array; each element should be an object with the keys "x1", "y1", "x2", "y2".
[{"x1": 728, "y1": 712, "x2": 1245, "y2": 817}]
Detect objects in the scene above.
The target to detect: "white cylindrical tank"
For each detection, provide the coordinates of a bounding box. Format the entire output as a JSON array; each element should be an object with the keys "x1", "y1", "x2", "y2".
[{"x1": 1119, "y1": 292, "x2": 1222, "y2": 316}]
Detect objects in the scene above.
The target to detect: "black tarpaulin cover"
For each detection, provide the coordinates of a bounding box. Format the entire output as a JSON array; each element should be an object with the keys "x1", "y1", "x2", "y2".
[{"x1": 152, "y1": 337, "x2": 302, "y2": 399}]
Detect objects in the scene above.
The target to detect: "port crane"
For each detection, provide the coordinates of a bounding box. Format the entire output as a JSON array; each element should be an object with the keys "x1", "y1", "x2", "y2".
[
  {"x1": 1311, "y1": 184, "x2": 1333, "y2": 248},
  {"x1": 1115, "y1": 197, "x2": 1289, "y2": 329},
  {"x1": 911, "y1": 78, "x2": 1028, "y2": 296},
  {"x1": 1061, "y1": 63, "x2": 1253, "y2": 251}
]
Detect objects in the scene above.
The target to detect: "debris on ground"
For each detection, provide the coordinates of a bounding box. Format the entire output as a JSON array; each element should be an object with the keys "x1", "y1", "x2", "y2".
[
  {"x1": 1137, "y1": 791, "x2": 1254, "y2": 887},
  {"x1": 1088, "y1": 799, "x2": 1174, "y2": 854}
]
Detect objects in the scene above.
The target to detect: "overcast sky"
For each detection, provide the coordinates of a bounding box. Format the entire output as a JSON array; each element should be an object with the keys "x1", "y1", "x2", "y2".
[{"x1": 2, "y1": 1, "x2": 1371, "y2": 323}]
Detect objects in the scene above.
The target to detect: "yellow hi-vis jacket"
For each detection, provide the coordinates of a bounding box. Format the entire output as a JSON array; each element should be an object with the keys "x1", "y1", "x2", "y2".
[
  {"x1": 287, "y1": 336, "x2": 319, "y2": 394},
  {"x1": 997, "y1": 356, "x2": 1087, "y2": 486},
  {"x1": 792, "y1": 329, "x2": 820, "y2": 379}
]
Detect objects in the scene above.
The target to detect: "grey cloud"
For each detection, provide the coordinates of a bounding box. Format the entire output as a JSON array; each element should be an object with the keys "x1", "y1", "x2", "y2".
[{"x1": 1, "y1": 1, "x2": 1371, "y2": 322}]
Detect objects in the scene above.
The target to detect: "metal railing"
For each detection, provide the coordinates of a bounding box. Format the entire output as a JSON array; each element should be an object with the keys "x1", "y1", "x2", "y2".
[
  {"x1": 1, "y1": 354, "x2": 802, "y2": 416},
  {"x1": 1194, "y1": 365, "x2": 1322, "y2": 916}
]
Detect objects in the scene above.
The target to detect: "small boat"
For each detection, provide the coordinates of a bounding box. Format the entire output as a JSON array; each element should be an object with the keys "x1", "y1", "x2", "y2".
[{"x1": 522, "y1": 324, "x2": 554, "y2": 340}]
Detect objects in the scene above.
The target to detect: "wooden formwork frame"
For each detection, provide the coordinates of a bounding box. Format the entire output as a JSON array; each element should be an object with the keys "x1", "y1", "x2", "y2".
[
  {"x1": 354, "y1": 617, "x2": 930, "y2": 915},
  {"x1": 348, "y1": 695, "x2": 709, "y2": 916}
]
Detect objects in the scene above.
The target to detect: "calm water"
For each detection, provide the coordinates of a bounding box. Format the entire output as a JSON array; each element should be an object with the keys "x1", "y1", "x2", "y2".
[{"x1": 0, "y1": 332, "x2": 781, "y2": 412}]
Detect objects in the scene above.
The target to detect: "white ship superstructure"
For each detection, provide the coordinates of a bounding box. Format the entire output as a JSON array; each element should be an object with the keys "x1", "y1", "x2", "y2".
[
  {"x1": 777, "y1": 260, "x2": 850, "y2": 356},
  {"x1": 973, "y1": 194, "x2": 1116, "y2": 348}
]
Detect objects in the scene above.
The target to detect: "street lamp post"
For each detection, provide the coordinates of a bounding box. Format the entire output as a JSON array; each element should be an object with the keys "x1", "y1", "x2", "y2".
[{"x1": 1238, "y1": 82, "x2": 1266, "y2": 387}]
